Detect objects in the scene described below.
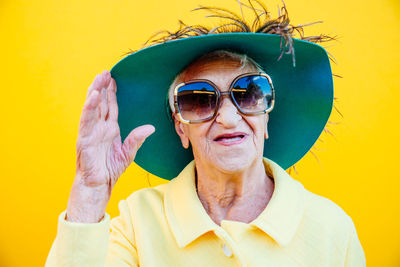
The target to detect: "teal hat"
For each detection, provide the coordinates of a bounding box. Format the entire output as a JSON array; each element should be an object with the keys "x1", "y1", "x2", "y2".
[{"x1": 110, "y1": 33, "x2": 333, "y2": 180}]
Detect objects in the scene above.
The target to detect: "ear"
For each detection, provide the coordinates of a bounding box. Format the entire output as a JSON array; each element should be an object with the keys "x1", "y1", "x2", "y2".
[
  {"x1": 173, "y1": 114, "x2": 190, "y2": 149},
  {"x1": 264, "y1": 114, "x2": 269, "y2": 140}
]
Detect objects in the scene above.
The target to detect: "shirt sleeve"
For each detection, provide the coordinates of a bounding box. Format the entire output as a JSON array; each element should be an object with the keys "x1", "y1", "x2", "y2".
[
  {"x1": 45, "y1": 201, "x2": 139, "y2": 267},
  {"x1": 344, "y1": 218, "x2": 366, "y2": 267},
  {"x1": 45, "y1": 211, "x2": 110, "y2": 267},
  {"x1": 107, "y1": 200, "x2": 140, "y2": 266}
]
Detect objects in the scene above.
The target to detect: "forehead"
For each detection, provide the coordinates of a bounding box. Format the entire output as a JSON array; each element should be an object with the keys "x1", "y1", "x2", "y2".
[{"x1": 179, "y1": 58, "x2": 258, "y2": 83}]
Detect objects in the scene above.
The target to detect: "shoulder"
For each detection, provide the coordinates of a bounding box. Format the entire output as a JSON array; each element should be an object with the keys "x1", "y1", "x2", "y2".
[
  {"x1": 300, "y1": 189, "x2": 365, "y2": 264},
  {"x1": 115, "y1": 162, "x2": 195, "y2": 223},
  {"x1": 111, "y1": 182, "x2": 171, "y2": 233},
  {"x1": 304, "y1": 190, "x2": 352, "y2": 224},
  {"x1": 121, "y1": 182, "x2": 169, "y2": 212},
  {"x1": 301, "y1": 188, "x2": 356, "y2": 243}
]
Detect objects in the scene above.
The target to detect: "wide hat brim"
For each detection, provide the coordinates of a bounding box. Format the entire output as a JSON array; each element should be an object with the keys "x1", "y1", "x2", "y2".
[{"x1": 110, "y1": 33, "x2": 333, "y2": 180}]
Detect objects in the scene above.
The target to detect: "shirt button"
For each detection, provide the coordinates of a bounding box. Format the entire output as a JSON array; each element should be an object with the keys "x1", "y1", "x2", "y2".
[{"x1": 222, "y1": 244, "x2": 233, "y2": 257}]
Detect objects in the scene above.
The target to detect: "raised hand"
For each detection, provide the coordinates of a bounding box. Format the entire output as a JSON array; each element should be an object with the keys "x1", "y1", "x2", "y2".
[{"x1": 66, "y1": 71, "x2": 155, "y2": 223}]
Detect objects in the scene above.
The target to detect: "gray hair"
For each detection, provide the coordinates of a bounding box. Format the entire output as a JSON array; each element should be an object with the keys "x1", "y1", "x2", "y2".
[{"x1": 168, "y1": 50, "x2": 265, "y2": 113}]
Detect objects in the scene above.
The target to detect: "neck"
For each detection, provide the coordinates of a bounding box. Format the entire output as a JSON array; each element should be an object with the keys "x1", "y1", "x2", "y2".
[{"x1": 195, "y1": 158, "x2": 274, "y2": 225}]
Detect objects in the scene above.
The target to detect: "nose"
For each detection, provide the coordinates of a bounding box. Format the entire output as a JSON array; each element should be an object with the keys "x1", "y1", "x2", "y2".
[{"x1": 215, "y1": 94, "x2": 242, "y2": 127}]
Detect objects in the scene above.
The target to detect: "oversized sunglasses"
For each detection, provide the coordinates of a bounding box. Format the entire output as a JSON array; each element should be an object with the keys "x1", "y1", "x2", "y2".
[{"x1": 173, "y1": 72, "x2": 275, "y2": 123}]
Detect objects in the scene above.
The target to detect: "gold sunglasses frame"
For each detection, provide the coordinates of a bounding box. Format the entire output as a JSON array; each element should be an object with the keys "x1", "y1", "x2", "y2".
[{"x1": 173, "y1": 72, "x2": 275, "y2": 124}]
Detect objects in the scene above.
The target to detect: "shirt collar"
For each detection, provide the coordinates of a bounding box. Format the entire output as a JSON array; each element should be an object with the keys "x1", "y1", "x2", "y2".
[
  {"x1": 164, "y1": 158, "x2": 306, "y2": 248},
  {"x1": 164, "y1": 161, "x2": 218, "y2": 248},
  {"x1": 250, "y1": 158, "x2": 306, "y2": 247}
]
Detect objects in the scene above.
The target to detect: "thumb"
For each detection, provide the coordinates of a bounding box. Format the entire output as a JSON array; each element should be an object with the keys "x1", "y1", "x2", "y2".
[{"x1": 122, "y1": 124, "x2": 155, "y2": 163}]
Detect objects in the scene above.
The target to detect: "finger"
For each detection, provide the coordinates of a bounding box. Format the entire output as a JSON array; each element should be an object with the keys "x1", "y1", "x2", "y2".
[
  {"x1": 87, "y1": 71, "x2": 111, "y2": 98},
  {"x1": 83, "y1": 71, "x2": 111, "y2": 119},
  {"x1": 86, "y1": 74, "x2": 100, "y2": 98},
  {"x1": 107, "y1": 78, "x2": 118, "y2": 121},
  {"x1": 122, "y1": 125, "x2": 156, "y2": 163},
  {"x1": 100, "y1": 85, "x2": 109, "y2": 120},
  {"x1": 89, "y1": 71, "x2": 111, "y2": 96},
  {"x1": 80, "y1": 89, "x2": 101, "y2": 127},
  {"x1": 99, "y1": 72, "x2": 111, "y2": 120},
  {"x1": 79, "y1": 71, "x2": 110, "y2": 132}
]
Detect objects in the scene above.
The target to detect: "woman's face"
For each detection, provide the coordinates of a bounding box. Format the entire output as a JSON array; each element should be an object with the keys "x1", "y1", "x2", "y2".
[{"x1": 173, "y1": 59, "x2": 269, "y2": 174}]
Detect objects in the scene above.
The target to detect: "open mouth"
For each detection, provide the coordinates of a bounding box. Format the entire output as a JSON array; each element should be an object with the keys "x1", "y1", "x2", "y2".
[{"x1": 214, "y1": 133, "x2": 247, "y2": 144}]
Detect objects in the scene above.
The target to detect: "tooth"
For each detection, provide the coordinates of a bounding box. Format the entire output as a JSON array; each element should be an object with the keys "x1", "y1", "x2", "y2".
[{"x1": 222, "y1": 137, "x2": 241, "y2": 142}]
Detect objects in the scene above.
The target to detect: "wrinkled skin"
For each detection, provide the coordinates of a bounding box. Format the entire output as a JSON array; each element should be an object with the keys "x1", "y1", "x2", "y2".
[
  {"x1": 172, "y1": 60, "x2": 273, "y2": 225},
  {"x1": 67, "y1": 71, "x2": 154, "y2": 223}
]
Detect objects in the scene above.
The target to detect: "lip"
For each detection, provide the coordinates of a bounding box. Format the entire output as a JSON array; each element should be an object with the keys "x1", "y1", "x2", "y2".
[{"x1": 213, "y1": 132, "x2": 248, "y2": 146}]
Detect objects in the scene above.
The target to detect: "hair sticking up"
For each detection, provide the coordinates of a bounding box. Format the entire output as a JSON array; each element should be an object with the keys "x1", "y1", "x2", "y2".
[
  {"x1": 132, "y1": 0, "x2": 336, "y2": 67},
  {"x1": 127, "y1": 0, "x2": 340, "y2": 174}
]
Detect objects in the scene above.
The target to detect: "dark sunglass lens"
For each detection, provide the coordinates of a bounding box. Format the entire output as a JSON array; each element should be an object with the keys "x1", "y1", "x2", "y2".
[
  {"x1": 232, "y1": 75, "x2": 273, "y2": 113},
  {"x1": 177, "y1": 82, "x2": 217, "y2": 121}
]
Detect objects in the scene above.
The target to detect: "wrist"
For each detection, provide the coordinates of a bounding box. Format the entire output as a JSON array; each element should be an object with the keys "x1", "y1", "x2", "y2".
[{"x1": 66, "y1": 177, "x2": 111, "y2": 223}]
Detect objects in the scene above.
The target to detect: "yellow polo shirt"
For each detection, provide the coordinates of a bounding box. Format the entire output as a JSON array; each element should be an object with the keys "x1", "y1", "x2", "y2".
[{"x1": 46, "y1": 158, "x2": 366, "y2": 266}]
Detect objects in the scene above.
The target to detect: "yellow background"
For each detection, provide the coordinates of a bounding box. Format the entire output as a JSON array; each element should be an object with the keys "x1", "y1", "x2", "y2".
[{"x1": 1, "y1": 0, "x2": 399, "y2": 266}]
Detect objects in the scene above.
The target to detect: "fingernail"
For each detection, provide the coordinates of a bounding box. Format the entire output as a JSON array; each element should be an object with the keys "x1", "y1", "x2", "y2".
[
  {"x1": 148, "y1": 125, "x2": 156, "y2": 134},
  {"x1": 103, "y1": 70, "x2": 110, "y2": 79},
  {"x1": 93, "y1": 74, "x2": 101, "y2": 85},
  {"x1": 113, "y1": 79, "x2": 117, "y2": 92}
]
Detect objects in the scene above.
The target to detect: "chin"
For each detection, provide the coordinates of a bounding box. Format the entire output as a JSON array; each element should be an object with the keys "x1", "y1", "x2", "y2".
[{"x1": 211, "y1": 151, "x2": 258, "y2": 174}]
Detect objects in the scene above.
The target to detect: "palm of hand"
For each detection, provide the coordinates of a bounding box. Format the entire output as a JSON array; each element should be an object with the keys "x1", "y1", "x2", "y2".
[{"x1": 76, "y1": 71, "x2": 154, "y2": 189}]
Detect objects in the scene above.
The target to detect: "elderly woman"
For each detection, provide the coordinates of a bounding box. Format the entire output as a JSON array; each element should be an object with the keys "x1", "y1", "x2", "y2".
[{"x1": 46, "y1": 3, "x2": 365, "y2": 266}]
